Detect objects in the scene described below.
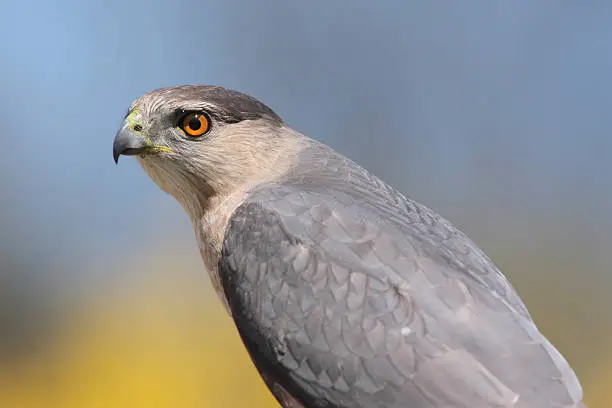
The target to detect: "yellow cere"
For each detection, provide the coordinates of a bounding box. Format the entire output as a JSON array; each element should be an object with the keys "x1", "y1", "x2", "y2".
[
  {"x1": 125, "y1": 108, "x2": 174, "y2": 154},
  {"x1": 126, "y1": 108, "x2": 143, "y2": 132}
]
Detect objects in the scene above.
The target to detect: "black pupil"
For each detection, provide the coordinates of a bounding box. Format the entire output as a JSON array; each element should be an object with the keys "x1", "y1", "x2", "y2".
[{"x1": 188, "y1": 115, "x2": 202, "y2": 130}]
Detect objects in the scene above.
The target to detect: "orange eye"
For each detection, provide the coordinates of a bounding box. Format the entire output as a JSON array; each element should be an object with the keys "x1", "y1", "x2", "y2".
[{"x1": 180, "y1": 112, "x2": 210, "y2": 137}]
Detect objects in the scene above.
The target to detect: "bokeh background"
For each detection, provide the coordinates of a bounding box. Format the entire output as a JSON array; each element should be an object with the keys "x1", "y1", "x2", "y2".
[{"x1": 0, "y1": 1, "x2": 611, "y2": 407}]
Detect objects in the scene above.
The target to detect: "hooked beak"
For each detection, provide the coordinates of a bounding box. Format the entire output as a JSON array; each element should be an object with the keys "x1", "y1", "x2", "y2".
[
  {"x1": 113, "y1": 122, "x2": 174, "y2": 164},
  {"x1": 113, "y1": 122, "x2": 149, "y2": 164}
]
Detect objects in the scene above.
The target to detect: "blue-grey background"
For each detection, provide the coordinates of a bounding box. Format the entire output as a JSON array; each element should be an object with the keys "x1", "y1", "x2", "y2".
[{"x1": 0, "y1": 1, "x2": 610, "y2": 406}]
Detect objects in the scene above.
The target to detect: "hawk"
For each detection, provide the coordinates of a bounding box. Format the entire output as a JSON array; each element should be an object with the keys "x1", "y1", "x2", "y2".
[{"x1": 113, "y1": 85, "x2": 586, "y2": 408}]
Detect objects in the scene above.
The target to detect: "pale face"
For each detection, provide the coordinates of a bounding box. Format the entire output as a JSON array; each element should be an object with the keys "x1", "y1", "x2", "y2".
[{"x1": 113, "y1": 85, "x2": 290, "y2": 215}]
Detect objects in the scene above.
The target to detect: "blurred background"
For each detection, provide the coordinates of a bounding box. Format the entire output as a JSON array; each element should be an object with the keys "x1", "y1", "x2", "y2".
[{"x1": 0, "y1": 1, "x2": 611, "y2": 406}]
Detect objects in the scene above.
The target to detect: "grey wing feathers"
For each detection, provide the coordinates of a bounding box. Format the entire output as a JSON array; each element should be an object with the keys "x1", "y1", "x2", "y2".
[
  {"x1": 219, "y1": 147, "x2": 584, "y2": 408},
  {"x1": 287, "y1": 143, "x2": 534, "y2": 321}
]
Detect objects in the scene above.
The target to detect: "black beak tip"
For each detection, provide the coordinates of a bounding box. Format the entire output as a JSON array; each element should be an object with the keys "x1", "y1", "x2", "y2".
[{"x1": 113, "y1": 134, "x2": 122, "y2": 164}]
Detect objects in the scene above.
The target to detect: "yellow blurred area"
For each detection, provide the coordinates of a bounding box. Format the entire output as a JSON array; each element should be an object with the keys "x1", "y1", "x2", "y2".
[
  {"x1": 0, "y1": 253, "x2": 278, "y2": 408},
  {"x1": 0, "y1": 247, "x2": 609, "y2": 408},
  {"x1": 585, "y1": 363, "x2": 612, "y2": 408}
]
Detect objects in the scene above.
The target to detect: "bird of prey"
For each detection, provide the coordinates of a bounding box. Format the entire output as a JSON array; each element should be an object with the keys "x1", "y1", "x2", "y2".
[{"x1": 113, "y1": 85, "x2": 586, "y2": 408}]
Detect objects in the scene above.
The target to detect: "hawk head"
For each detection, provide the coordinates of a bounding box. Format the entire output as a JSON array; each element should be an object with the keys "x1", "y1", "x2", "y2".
[{"x1": 113, "y1": 85, "x2": 294, "y2": 215}]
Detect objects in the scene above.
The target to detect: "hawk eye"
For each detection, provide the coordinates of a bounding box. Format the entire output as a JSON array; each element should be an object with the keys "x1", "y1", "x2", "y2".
[{"x1": 180, "y1": 112, "x2": 210, "y2": 137}]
